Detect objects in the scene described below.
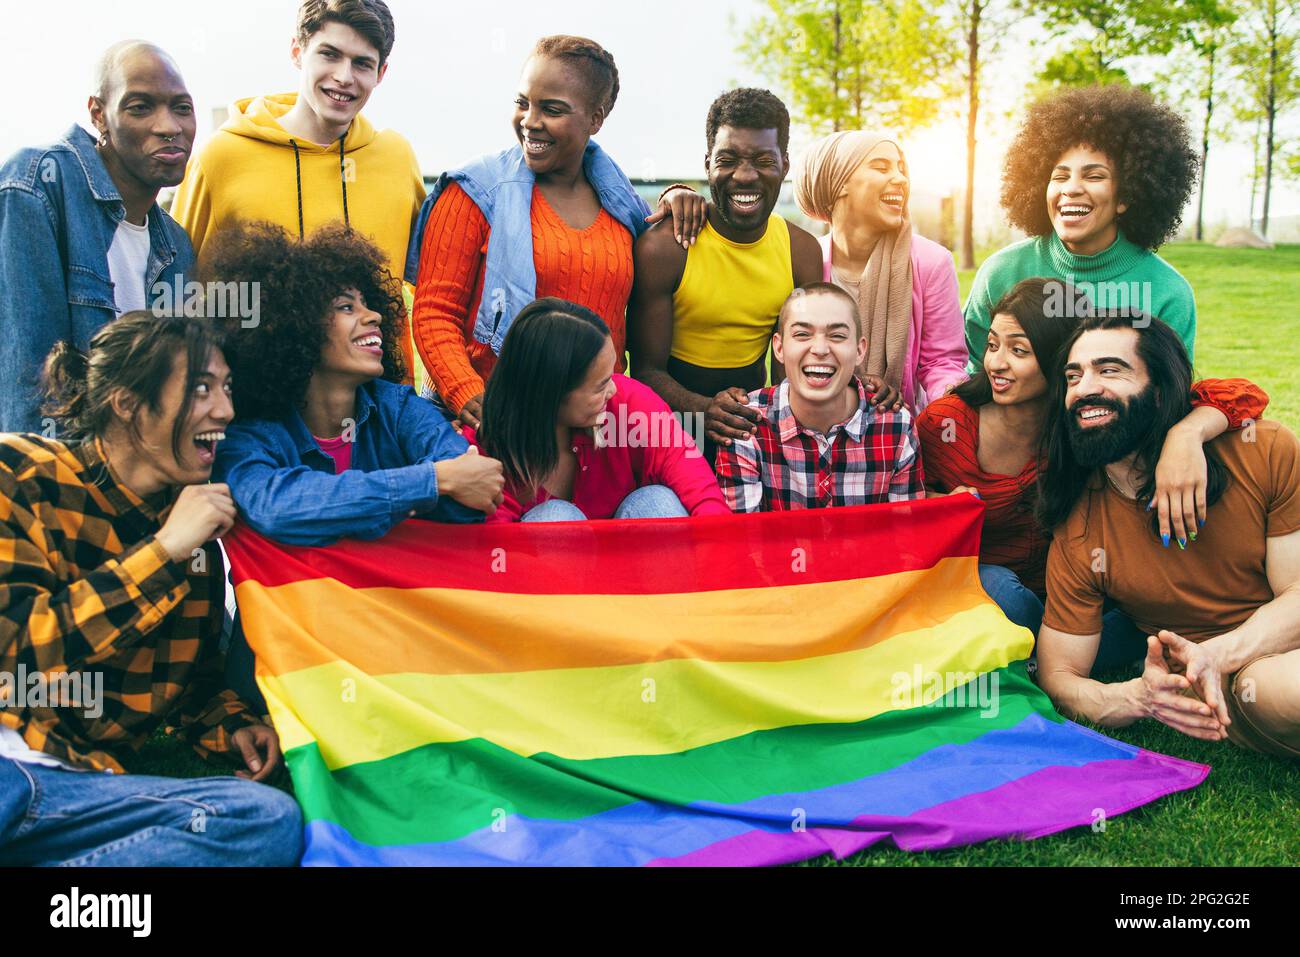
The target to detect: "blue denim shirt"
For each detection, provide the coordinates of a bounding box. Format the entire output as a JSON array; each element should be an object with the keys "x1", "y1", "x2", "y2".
[
  {"x1": 404, "y1": 140, "x2": 652, "y2": 353},
  {"x1": 213, "y1": 378, "x2": 482, "y2": 547},
  {"x1": 0, "y1": 125, "x2": 195, "y2": 433}
]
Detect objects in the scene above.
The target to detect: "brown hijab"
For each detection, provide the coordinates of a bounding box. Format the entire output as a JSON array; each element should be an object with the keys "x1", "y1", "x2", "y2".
[{"x1": 794, "y1": 131, "x2": 912, "y2": 390}]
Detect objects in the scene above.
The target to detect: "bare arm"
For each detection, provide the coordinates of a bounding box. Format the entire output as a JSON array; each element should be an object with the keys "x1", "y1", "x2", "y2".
[{"x1": 626, "y1": 224, "x2": 702, "y2": 415}]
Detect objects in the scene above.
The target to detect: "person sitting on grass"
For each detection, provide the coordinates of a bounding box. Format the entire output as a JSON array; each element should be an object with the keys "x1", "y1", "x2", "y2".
[
  {"x1": 209, "y1": 222, "x2": 505, "y2": 715},
  {"x1": 466, "y1": 297, "x2": 728, "y2": 522},
  {"x1": 210, "y1": 220, "x2": 505, "y2": 547},
  {"x1": 918, "y1": 278, "x2": 1267, "y2": 669},
  {"x1": 714, "y1": 283, "x2": 923, "y2": 512},
  {"x1": 1035, "y1": 313, "x2": 1299, "y2": 759},
  {"x1": 0, "y1": 313, "x2": 302, "y2": 867},
  {"x1": 963, "y1": 84, "x2": 1200, "y2": 368}
]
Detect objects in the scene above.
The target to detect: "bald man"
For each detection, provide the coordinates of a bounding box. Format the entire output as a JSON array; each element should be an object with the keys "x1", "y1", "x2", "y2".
[{"x1": 0, "y1": 40, "x2": 197, "y2": 432}]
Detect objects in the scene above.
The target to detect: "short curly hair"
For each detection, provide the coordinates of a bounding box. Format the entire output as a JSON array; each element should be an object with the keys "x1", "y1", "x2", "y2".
[
  {"x1": 200, "y1": 221, "x2": 407, "y2": 422},
  {"x1": 706, "y1": 87, "x2": 790, "y2": 156},
  {"x1": 1000, "y1": 85, "x2": 1199, "y2": 250},
  {"x1": 532, "y1": 35, "x2": 620, "y2": 116}
]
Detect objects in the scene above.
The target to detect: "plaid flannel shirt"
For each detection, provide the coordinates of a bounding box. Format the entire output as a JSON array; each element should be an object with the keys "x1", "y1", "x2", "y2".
[
  {"x1": 716, "y1": 378, "x2": 925, "y2": 512},
  {"x1": 0, "y1": 435, "x2": 257, "y2": 772}
]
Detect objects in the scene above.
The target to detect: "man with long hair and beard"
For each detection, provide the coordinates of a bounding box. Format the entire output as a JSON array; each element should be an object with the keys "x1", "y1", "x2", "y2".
[{"x1": 1035, "y1": 313, "x2": 1300, "y2": 760}]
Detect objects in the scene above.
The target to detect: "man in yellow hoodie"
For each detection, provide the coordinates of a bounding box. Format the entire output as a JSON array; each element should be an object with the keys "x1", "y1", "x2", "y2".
[{"x1": 172, "y1": 0, "x2": 424, "y2": 382}]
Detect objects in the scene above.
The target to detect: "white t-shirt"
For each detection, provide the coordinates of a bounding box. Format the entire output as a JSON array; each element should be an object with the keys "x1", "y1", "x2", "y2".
[
  {"x1": 106, "y1": 215, "x2": 151, "y2": 316},
  {"x1": 0, "y1": 723, "x2": 82, "y2": 770}
]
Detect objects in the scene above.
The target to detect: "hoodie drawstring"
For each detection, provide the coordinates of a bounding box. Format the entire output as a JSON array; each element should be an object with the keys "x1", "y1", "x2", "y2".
[
  {"x1": 288, "y1": 136, "x2": 351, "y2": 240},
  {"x1": 290, "y1": 139, "x2": 305, "y2": 240},
  {"x1": 338, "y1": 135, "x2": 351, "y2": 229}
]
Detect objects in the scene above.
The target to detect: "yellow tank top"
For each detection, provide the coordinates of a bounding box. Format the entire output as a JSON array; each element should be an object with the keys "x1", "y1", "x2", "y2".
[{"x1": 670, "y1": 215, "x2": 793, "y2": 369}]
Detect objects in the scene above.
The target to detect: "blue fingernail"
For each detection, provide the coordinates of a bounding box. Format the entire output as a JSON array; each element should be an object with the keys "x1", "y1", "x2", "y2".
[
  {"x1": 1199, "y1": 518, "x2": 1205, "y2": 527},
  {"x1": 1162, "y1": 533, "x2": 1170, "y2": 547},
  {"x1": 1177, "y1": 538, "x2": 1186, "y2": 550}
]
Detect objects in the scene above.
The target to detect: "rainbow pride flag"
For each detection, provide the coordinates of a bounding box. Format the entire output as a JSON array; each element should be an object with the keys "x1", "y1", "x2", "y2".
[{"x1": 224, "y1": 495, "x2": 1207, "y2": 866}]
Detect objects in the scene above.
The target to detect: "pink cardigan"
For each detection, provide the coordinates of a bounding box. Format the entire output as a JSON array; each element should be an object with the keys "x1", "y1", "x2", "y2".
[
  {"x1": 820, "y1": 231, "x2": 967, "y2": 412},
  {"x1": 467, "y1": 374, "x2": 730, "y2": 522}
]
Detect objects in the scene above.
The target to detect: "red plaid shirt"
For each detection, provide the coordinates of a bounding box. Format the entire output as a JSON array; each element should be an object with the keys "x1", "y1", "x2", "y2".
[{"x1": 716, "y1": 378, "x2": 925, "y2": 512}]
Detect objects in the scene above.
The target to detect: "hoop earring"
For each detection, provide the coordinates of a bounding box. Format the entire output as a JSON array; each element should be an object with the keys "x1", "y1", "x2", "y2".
[{"x1": 98, "y1": 132, "x2": 109, "y2": 148}]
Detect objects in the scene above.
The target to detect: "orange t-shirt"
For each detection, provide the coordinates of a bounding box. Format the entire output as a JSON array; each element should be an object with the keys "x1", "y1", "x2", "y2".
[
  {"x1": 410, "y1": 181, "x2": 634, "y2": 412},
  {"x1": 1042, "y1": 419, "x2": 1300, "y2": 642}
]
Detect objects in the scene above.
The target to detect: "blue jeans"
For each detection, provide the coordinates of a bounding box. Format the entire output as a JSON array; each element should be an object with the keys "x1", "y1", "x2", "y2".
[
  {"x1": 977, "y1": 563, "x2": 1147, "y2": 672},
  {"x1": 0, "y1": 757, "x2": 303, "y2": 867},
  {"x1": 521, "y1": 485, "x2": 689, "y2": 522}
]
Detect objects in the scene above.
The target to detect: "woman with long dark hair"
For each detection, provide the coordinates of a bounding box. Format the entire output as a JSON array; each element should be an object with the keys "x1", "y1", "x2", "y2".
[
  {"x1": 0, "y1": 313, "x2": 301, "y2": 866},
  {"x1": 918, "y1": 278, "x2": 1266, "y2": 666},
  {"x1": 469, "y1": 298, "x2": 728, "y2": 522}
]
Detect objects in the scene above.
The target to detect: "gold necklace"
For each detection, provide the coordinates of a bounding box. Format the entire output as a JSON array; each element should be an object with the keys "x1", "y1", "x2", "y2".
[{"x1": 1104, "y1": 467, "x2": 1138, "y2": 499}]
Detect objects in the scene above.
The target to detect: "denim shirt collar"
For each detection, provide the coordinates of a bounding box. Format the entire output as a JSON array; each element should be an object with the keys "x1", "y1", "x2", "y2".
[
  {"x1": 283, "y1": 382, "x2": 378, "y2": 462},
  {"x1": 61, "y1": 124, "x2": 180, "y2": 269}
]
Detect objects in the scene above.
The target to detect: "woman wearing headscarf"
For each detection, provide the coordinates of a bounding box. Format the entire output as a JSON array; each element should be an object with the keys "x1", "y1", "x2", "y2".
[{"x1": 794, "y1": 131, "x2": 967, "y2": 413}]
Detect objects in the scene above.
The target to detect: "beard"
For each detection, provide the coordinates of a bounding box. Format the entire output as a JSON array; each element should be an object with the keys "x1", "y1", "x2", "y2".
[{"x1": 1065, "y1": 385, "x2": 1159, "y2": 468}]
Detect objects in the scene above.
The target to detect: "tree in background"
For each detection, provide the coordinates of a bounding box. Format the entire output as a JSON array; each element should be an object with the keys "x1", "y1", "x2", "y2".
[
  {"x1": 1154, "y1": 5, "x2": 1240, "y2": 239},
  {"x1": 1229, "y1": 0, "x2": 1300, "y2": 237},
  {"x1": 739, "y1": 0, "x2": 959, "y2": 133},
  {"x1": 1020, "y1": 0, "x2": 1228, "y2": 87},
  {"x1": 953, "y1": 0, "x2": 1017, "y2": 268}
]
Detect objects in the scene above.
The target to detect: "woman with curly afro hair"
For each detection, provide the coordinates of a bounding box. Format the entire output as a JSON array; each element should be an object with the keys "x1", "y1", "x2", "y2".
[
  {"x1": 964, "y1": 84, "x2": 1200, "y2": 368},
  {"x1": 207, "y1": 220, "x2": 505, "y2": 548}
]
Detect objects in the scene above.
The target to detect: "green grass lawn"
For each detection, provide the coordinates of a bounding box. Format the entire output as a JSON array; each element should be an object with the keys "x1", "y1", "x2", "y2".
[{"x1": 139, "y1": 244, "x2": 1300, "y2": 866}]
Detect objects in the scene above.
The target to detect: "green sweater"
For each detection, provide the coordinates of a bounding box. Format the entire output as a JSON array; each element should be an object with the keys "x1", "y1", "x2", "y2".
[{"x1": 963, "y1": 233, "x2": 1197, "y2": 369}]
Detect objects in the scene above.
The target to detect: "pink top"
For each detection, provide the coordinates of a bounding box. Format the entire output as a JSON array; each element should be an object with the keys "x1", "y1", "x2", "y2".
[
  {"x1": 466, "y1": 374, "x2": 730, "y2": 522},
  {"x1": 820, "y1": 231, "x2": 968, "y2": 412},
  {"x1": 313, "y1": 434, "x2": 354, "y2": 473}
]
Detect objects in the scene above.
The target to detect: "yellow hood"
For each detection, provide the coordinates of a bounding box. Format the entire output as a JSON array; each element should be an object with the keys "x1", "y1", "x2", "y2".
[{"x1": 220, "y1": 92, "x2": 378, "y2": 152}]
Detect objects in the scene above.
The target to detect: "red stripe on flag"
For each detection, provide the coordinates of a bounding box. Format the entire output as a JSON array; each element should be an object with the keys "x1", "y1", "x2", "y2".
[{"x1": 223, "y1": 495, "x2": 984, "y2": 596}]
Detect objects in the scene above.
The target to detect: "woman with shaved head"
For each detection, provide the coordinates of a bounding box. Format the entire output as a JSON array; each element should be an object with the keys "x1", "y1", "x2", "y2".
[{"x1": 0, "y1": 39, "x2": 196, "y2": 433}]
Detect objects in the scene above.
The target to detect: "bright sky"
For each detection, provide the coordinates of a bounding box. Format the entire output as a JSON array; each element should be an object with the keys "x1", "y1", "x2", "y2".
[{"x1": 7, "y1": 0, "x2": 1295, "y2": 238}]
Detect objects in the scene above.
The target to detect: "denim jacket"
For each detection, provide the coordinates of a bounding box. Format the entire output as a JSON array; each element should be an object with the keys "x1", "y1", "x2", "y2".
[
  {"x1": 213, "y1": 378, "x2": 483, "y2": 547},
  {"x1": 404, "y1": 140, "x2": 651, "y2": 354},
  {"x1": 0, "y1": 126, "x2": 195, "y2": 433}
]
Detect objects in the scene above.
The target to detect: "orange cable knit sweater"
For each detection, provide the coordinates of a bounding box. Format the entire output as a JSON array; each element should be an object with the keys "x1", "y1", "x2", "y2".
[{"x1": 411, "y1": 181, "x2": 634, "y2": 412}]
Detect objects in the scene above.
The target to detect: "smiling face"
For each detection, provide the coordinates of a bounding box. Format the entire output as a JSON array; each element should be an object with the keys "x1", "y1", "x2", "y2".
[
  {"x1": 128, "y1": 345, "x2": 234, "y2": 486},
  {"x1": 90, "y1": 48, "x2": 196, "y2": 190},
  {"x1": 706, "y1": 126, "x2": 788, "y2": 235},
  {"x1": 984, "y1": 313, "x2": 1048, "y2": 406},
  {"x1": 1062, "y1": 327, "x2": 1156, "y2": 466},
  {"x1": 513, "y1": 55, "x2": 603, "y2": 178},
  {"x1": 316, "y1": 287, "x2": 386, "y2": 382},
  {"x1": 1047, "y1": 144, "x2": 1127, "y2": 256},
  {"x1": 291, "y1": 20, "x2": 387, "y2": 133},
  {"x1": 835, "y1": 141, "x2": 909, "y2": 233},
  {"x1": 557, "y1": 337, "x2": 617, "y2": 430},
  {"x1": 774, "y1": 292, "x2": 866, "y2": 408}
]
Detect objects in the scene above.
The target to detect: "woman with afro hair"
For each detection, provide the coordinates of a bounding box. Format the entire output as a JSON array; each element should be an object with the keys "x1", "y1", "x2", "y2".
[
  {"x1": 964, "y1": 84, "x2": 1200, "y2": 368},
  {"x1": 208, "y1": 220, "x2": 506, "y2": 548}
]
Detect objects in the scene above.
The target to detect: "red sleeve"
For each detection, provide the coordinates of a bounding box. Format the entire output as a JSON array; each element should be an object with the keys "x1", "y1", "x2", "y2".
[
  {"x1": 624, "y1": 379, "x2": 730, "y2": 516},
  {"x1": 1189, "y1": 378, "x2": 1269, "y2": 430},
  {"x1": 463, "y1": 426, "x2": 527, "y2": 523},
  {"x1": 412, "y1": 182, "x2": 491, "y2": 413},
  {"x1": 915, "y1": 395, "x2": 978, "y2": 494}
]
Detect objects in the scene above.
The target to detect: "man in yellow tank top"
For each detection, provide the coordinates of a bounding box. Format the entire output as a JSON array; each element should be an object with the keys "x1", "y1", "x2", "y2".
[{"x1": 628, "y1": 89, "x2": 823, "y2": 460}]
